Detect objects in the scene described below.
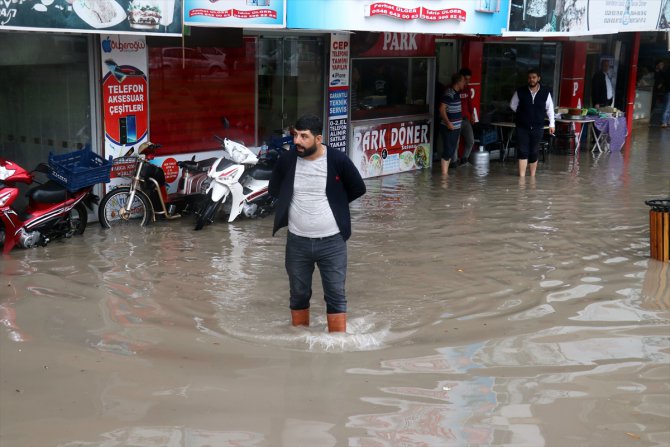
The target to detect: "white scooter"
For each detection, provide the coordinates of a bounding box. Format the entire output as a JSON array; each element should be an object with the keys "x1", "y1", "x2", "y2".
[{"x1": 194, "y1": 136, "x2": 278, "y2": 230}]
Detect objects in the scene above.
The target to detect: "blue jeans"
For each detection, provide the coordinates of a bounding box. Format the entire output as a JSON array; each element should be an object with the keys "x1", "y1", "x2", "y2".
[
  {"x1": 662, "y1": 92, "x2": 670, "y2": 125},
  {"x1": 285, "y1": 232, "x2": 347, "y2": 314}
]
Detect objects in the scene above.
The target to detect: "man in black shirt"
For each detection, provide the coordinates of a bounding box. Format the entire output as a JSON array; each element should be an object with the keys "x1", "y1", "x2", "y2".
[{"x1": 591, "y1": 59, "x2": 614, "y2": 108}]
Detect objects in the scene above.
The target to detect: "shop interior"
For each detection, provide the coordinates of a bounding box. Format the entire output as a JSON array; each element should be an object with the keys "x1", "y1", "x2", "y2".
[
  {"x1": 350, "y1": 57, "x2": 431, "y2": 121},
  {"x1": 0, "y1": 32, "x2": 94, "y2": 172}
]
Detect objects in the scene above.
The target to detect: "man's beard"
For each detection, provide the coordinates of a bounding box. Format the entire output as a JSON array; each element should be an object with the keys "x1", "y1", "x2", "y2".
[
  {"x1": 296, "y1": 143, "x2": 318, "y2": 158},
  {"x1": 528, "y1": 81, "x2": 538, "y2": 88}
]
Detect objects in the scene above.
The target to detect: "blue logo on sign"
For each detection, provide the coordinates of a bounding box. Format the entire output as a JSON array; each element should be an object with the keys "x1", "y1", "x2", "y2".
[{"x1": 330, "y1": 79, "x2": 341, "y2": 86}]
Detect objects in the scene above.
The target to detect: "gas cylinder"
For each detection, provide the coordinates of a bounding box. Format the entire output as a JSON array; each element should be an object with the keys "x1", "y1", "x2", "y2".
[{"x1": 470, "y1": 145, "x2": 490, "y2": 165}]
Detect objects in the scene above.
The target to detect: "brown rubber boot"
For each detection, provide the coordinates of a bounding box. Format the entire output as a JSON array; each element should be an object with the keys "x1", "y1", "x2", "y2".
[
  {"x1": 291, "y1": 309, "x2": 309, "y2": 327},
  {"x1": 327, "y1": 313, "x2": 346, "y2": 333}
]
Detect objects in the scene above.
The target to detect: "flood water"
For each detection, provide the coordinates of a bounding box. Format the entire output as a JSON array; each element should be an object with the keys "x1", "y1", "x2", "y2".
[{"x1": 1, "y1": 128, "x2": 669, "y2": 446}]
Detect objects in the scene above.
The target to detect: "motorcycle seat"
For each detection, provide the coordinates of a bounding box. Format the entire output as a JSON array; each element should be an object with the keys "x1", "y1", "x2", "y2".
[
  {"x1": 28, "y1": 180, "x2": 68, "y2": 204},
  {"x1": 179, "y1": 157, "x2": 218, "y2": 172},
  {"x1": 246, "y1": 165, "x2": 273, "y2": 181}
]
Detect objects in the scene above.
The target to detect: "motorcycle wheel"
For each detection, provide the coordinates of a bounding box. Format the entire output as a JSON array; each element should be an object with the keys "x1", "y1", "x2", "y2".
[
  {"x1": 194, "y1": 199, "x2": 222, "y2": 231},
  {"x1": 99, "y1": 187, "x2": 152, "y2": 228},
  {"x1": 69, "y1": 203, "x2": 88, "y2": 235}
]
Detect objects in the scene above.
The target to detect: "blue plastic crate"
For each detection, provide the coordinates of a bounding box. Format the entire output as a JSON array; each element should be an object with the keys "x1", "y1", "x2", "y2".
[
  {"x1": 48, "y1": 147, "x2": 113, "y2": 192},
  {"x1": 479, "y1": 128, "x2": 498, "y2": 146}
]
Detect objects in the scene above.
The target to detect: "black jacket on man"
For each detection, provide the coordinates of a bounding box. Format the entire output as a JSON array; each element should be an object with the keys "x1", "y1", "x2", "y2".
[
  {"x1": 269, "y1": 146, "x2": 366, "y2": 241},
  {"x1": 514, "y1": 85, "x2": 551, "y2": 130},
  {"x1": 591, "y1": 71, "x2": 611, "y2": 107}
]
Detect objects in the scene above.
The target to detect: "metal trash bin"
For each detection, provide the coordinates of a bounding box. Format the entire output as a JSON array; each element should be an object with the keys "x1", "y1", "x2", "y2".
[{"x1": 645, "y1": 199, "x2": 670, "y2": 262}]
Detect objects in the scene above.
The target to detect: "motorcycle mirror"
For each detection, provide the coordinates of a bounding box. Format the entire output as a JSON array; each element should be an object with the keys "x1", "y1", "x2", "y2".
[
  {"x1": 191, "y1": 155, "x2": 196, "y2": 161},
  {"x1": 221, "y1": 116, "x2": 230, "y2": 129},
  {"x1": 138, "y1": 142, "x2": 152, "y2": 154},
  {"x1": 124, "y1": 147, "x2": 135, "y2": 157}
]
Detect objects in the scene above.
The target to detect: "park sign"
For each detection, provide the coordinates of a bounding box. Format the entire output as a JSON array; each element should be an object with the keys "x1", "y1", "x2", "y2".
[{"x1": 0, "y1": 0, "x2": 182, "y2": 35}]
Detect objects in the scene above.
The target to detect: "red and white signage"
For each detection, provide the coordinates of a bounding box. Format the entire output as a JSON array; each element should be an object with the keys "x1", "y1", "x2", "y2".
[
  {"x1": 188, "y1": 8, "x2": 278, "y2": 19},
  {"x1": 352, "y1": 119, "x2": 431, "y2": 178},
  {"x1": 161, "y1": 158, "x2": 179, "y2": 183},
  {"x1": 352, "y1": 32, "x2": 436, "y2": 57},
  {"x1": 365, "y1": 3, "x2": 466, "y2": 22},
  {"x1": 101, "y1": 35, "x2": 150, "y2": 161}
]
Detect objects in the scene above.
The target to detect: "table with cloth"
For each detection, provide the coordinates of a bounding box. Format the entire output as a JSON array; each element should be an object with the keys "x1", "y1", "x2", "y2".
[{"x1": 593, "y1": 116, "x2": 628, "y2": 152}]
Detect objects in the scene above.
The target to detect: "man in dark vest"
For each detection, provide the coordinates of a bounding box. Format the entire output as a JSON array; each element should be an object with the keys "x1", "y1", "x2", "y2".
[
  {"x1": 509, "y1": 68, "x2": 555, "y2": 177},
  {"x1": 591, "y1": 58, "x2": 614, "y2": 109}
]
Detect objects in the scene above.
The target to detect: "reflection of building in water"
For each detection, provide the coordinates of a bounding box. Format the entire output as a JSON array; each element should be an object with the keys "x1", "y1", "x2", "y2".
[
  {"x1": 0, "y1": 297, "x2": 29, "y2": 342},
  {"x1": 358, "y1": 174, "x2": 414, "y2": 213},
  {"x1": 76, "y1": 426, "x2": 264, "y2": 446},
  {"x1": 641, "y1": 261, "x2": 670, "y2": 311},
  {"x1": 346, "y1": 343, "x2": 557, "y2": 445}
]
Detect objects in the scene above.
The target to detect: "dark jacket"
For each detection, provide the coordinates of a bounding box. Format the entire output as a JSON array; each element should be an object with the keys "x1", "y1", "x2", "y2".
[
  {"x1": 514, "y1": 85, "x2": 551, "y2": 130},
  {"x1": 269, "y1": 146, "x2": 366, "y2": 241},
  {"x1": 591, "y1": 71, "x2": 611, "y2": 106}
]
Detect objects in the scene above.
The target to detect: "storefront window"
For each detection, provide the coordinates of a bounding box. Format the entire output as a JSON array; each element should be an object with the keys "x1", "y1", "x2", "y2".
[
  {"x1": 148, "y1": 38, "x2": 256, "y2": 153},
  {"x1": 481, "y1": 43, "x2": 561, "y2": 122},
  {"x1": 0, "y1": 32, "x2": 92, "y2": 170},
  {"x1": 351, "y1": 58, "x2": 430, "y2": 121},
  {"x1": 257, "y1": 36, "x2": 325, "y2": 144}
]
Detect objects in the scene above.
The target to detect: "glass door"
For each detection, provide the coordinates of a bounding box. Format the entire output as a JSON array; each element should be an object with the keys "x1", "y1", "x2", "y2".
[{"x1": 257, "y1": 36, "x2": 325, "y2": 144}]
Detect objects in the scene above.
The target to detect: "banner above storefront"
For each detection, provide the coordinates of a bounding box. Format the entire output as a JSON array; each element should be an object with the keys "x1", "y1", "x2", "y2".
[
  {"x1": 184, "y1": 0, "x2": 286, "y2": 28},
  {"x1": 0, "y1": 0, "x2": 182, "y2": 35},
  {"x1": 287, "y1": 0, "x2": 509, "y2": 35},
  {"x1": 505, "y1": 0, "x2": 670, "y2": 35}
]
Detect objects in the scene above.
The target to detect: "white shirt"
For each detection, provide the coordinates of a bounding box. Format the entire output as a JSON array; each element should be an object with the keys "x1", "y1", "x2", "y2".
[{"x1": 605, "y1": 73, "x2": 613, "y2": 103}]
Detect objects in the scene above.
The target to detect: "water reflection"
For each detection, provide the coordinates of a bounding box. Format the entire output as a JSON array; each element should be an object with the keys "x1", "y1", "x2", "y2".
[
  {"x1": 59, "y1": 426, "x2": 264, "y2": 447},
  {"x1": 2, "y1": 130, "x2": 670, "y2": 446}
]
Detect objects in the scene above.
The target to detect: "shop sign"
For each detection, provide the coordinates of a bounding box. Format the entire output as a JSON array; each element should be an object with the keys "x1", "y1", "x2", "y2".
[
  {"x1": 0, "y1": 0, "x2": 182, "y2": 35},
  {"x1": 184, "y1": 0, "x2": 286, "y2": 28},
  {"x1": 352, "y1": 120, "x2": 431, "y2": 179},
  {"x1": 101, "y1": 34, "x2": 149, "y2": 172},
  {"x1": 328, "y1": 33, "x2": 350, "y2": 153},
  {"x1": 287, "y1": 0, "x2": 509, "y2": 35},
  {"x1": 366, "y1": 3, "x2": 466, "y2": 22},
  {"x1": 352, "y1": 32, "x2": 435, "y2": 58},
  {"x1": 506, "y1": 0, "x2": 670, "y2": 35}
]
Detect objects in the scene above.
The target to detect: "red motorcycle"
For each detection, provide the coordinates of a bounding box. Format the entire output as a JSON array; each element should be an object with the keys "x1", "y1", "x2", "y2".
[{"x1": 0, "y1": 152, "x2": 109, "y2": 254}]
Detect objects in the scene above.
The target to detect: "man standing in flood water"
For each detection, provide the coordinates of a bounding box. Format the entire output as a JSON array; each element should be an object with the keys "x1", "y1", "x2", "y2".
[
  {"x1": 510, "y1": 68, "x2": 555, "y2": 177},
  {"x1": 439, "y1": 73, "x2": 466, "y2": 174},
  {"x1": 269, "y1": 114, "x2": 366, "y2": 333}
]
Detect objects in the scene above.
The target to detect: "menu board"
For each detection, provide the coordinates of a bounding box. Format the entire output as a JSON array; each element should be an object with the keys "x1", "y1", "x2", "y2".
[
  {"x1": 352, "y1": 119, "x2": 431, "y2": 178},
  {"x1": 328, "y1": 33, "x2": 350, "y2": 153}
]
